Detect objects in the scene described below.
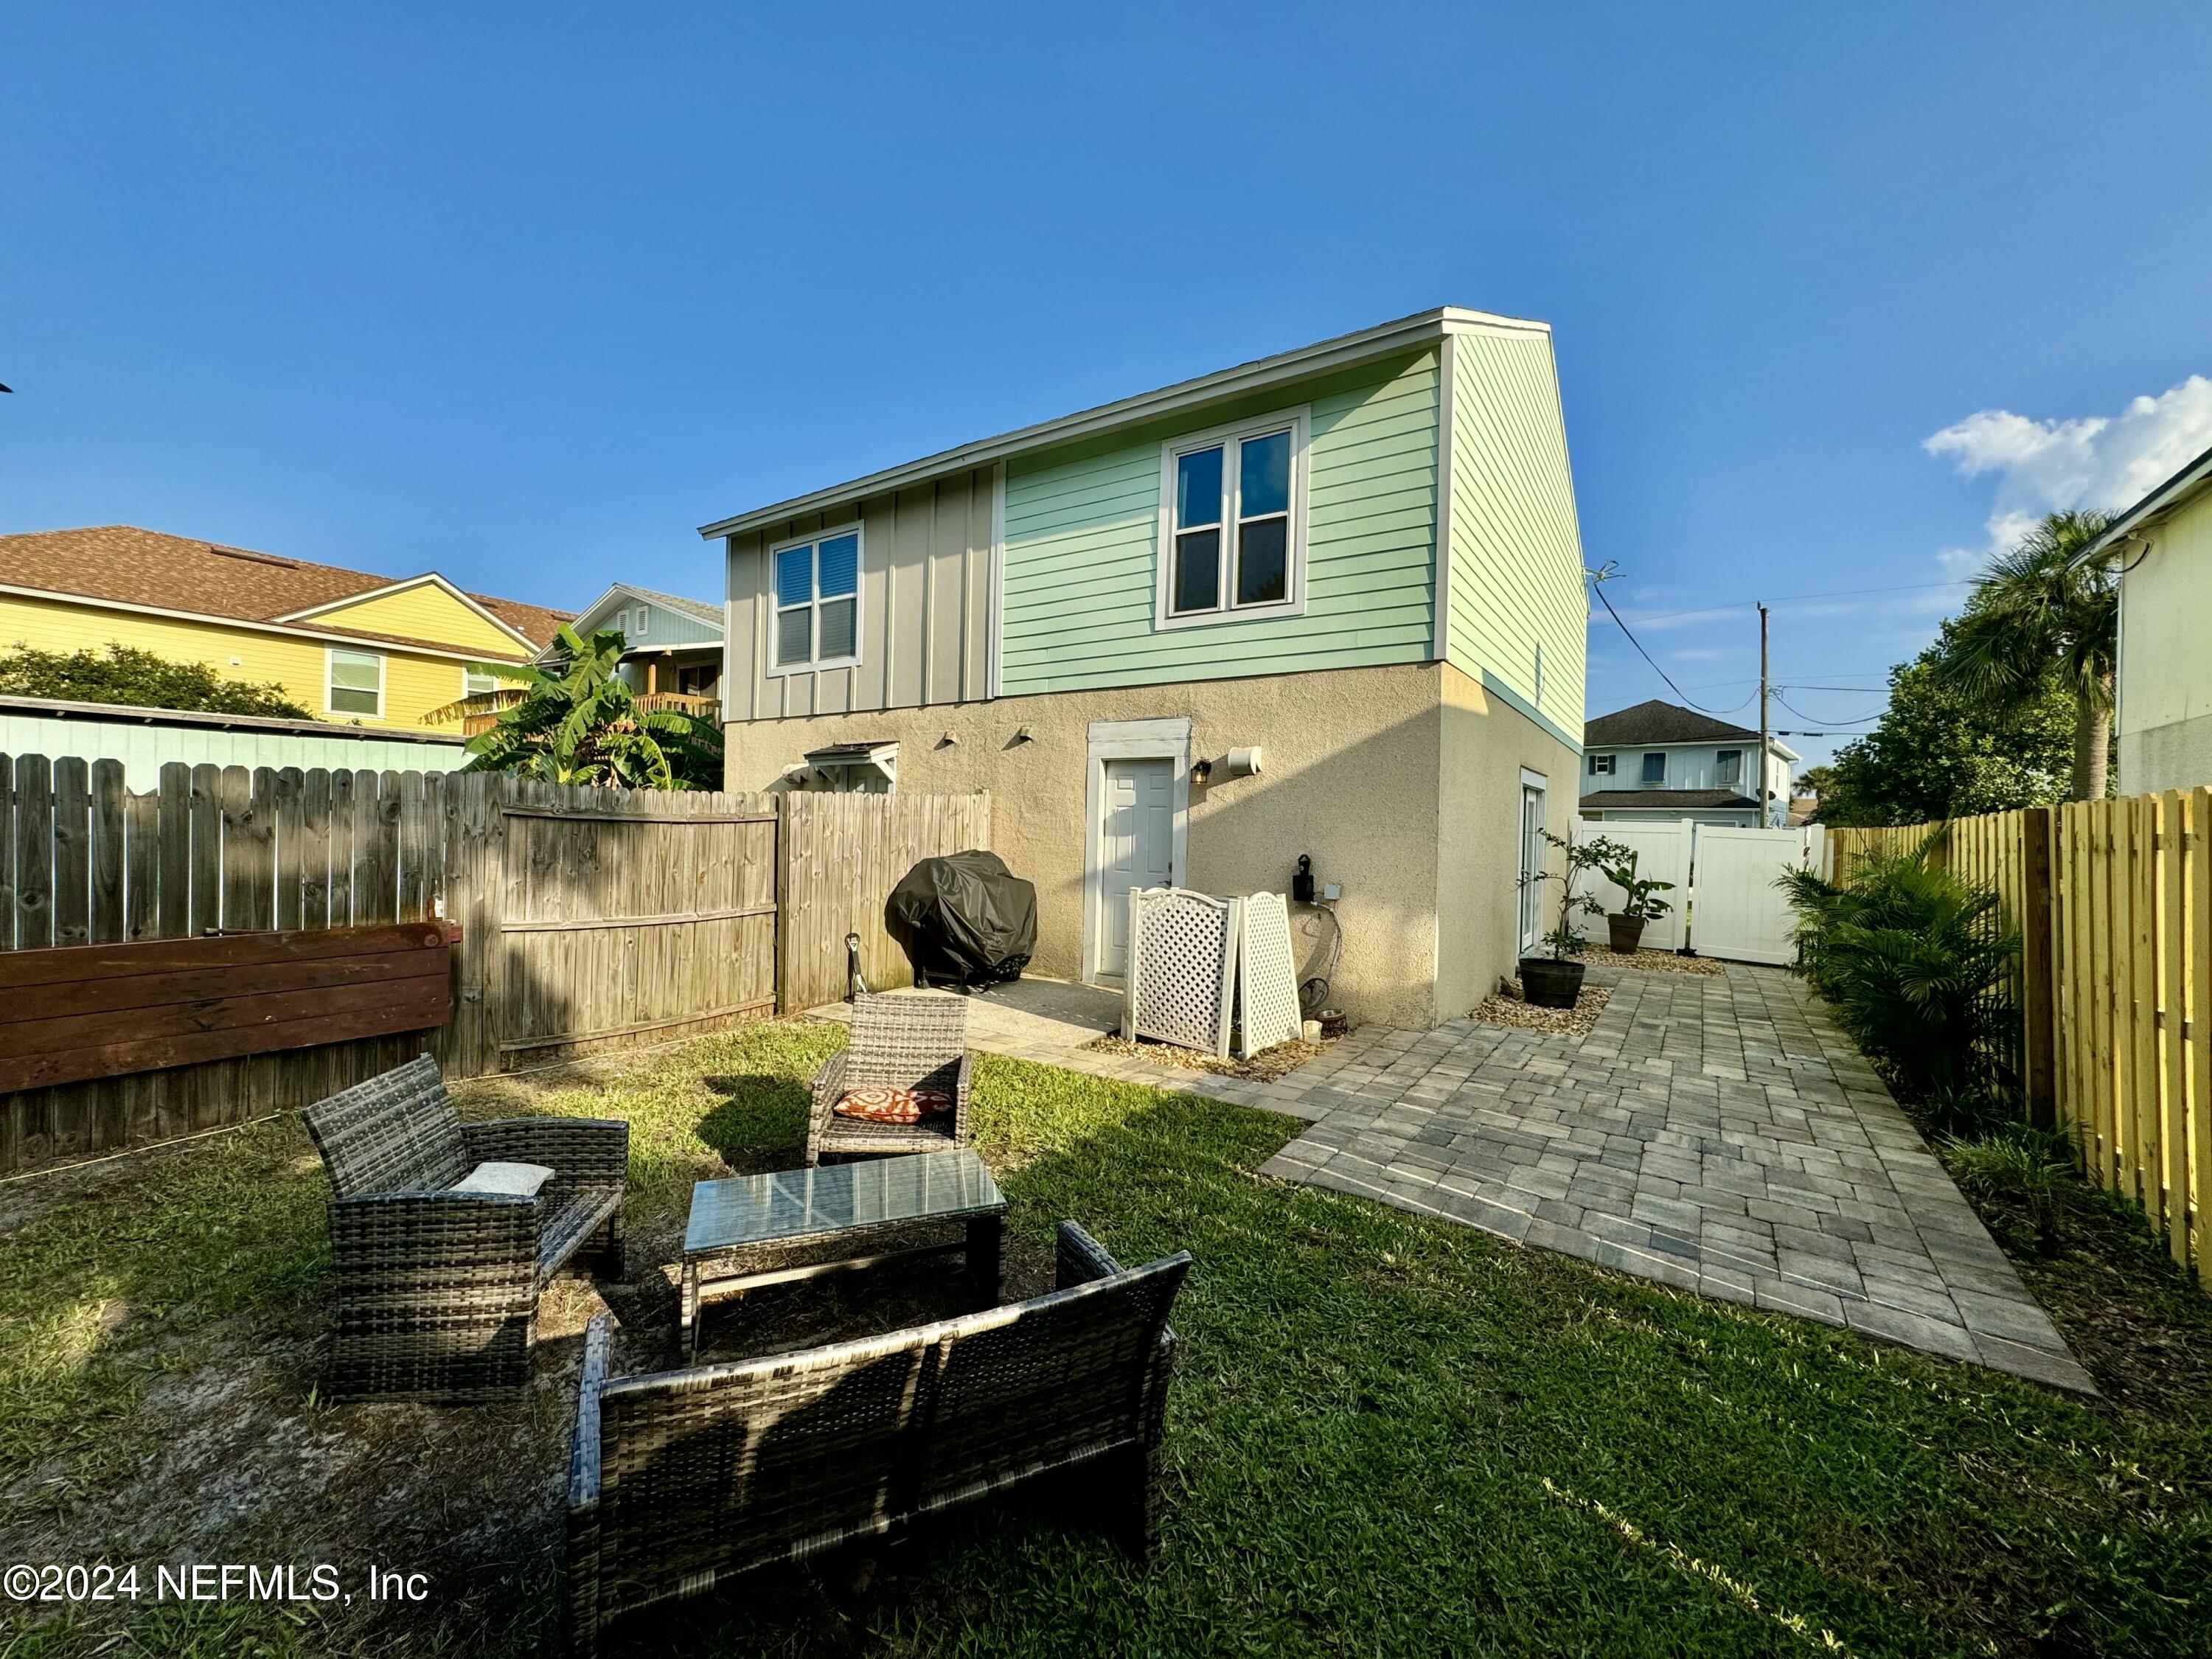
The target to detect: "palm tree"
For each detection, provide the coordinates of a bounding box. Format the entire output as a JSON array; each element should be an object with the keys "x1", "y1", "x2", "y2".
[
  {"x1": 454, "y1": 625, "x2": 723, "y2": 790},
  {"x1": 1942, "y1": 509, "x2": 2116, "y2": 800}
]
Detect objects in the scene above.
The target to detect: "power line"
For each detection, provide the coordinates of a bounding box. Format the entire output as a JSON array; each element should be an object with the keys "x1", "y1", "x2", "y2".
[
  {"x1": 1587, "y1": 577, "x2": 1751, "y2": 717},
  {"x1": 1772, "y1": 691, "x2": 1885, "y2": 727}
]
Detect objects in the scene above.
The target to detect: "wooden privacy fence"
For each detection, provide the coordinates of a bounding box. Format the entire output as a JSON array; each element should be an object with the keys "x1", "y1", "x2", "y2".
[
  {"x1": 779, "y1": 790, "x2": 994, "y2": 1013},
  {"x1": 1828, "y1": 792, "x2": 2212, "y2": 1291},
  {"x1": 0, "y1": 754, "x2": 993, "y2": 1176}
]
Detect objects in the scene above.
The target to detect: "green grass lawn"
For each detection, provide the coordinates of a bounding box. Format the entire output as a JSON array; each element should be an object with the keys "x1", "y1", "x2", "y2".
[{"x1": 2, "y1": 1020, "x2": 2210, "y2": 1658}]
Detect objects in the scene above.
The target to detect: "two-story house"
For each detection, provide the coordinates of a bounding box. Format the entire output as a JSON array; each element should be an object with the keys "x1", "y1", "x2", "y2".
[
  {"x1": 0, "y1": 526, "x2": 568, "y2": 728},
  {"x1": 1579, "y1": 700, "x2": 1796, "y2": 826},
  {"x1": 2078, "y1": 438, "x2": 2212, "y2": 793},
  {"x1": 699, "y1": 309, "x2": 1587, "y2": 1029}
]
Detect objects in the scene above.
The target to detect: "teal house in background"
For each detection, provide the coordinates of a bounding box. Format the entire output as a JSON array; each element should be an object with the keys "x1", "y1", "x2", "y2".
[
  {"x1": 700, "y1": 310, "x2": 1589, "y2": 1028},
  {"x1": 554, "y1": 582, "x2": 726, "y2": 720}
]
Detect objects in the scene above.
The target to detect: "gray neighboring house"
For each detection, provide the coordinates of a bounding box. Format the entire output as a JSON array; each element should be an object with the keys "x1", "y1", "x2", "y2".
[
  {"x1": 555, "y1": 583, "x2": 726, "y2": 716},
  {"x1": 1579, "y1": 699, "x2": 1797, "y2": 827}
]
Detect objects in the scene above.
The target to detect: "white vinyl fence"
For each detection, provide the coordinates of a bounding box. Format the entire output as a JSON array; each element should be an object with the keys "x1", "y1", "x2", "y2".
[{"x1": 1574, "y1": 820, "x2": 1823, "y2": 965}]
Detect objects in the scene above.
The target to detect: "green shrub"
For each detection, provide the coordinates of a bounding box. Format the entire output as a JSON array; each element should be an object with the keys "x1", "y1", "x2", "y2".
[
  {"x1": 1944, "y1": 1123, "x2": 2079, "y2": 1252},
  {"x1": 1777, "y1": 842, "x2": 2020, "y2": 1130},
  {"x1": 0, "y1": 642, "x2": 312, "y2": 718}
]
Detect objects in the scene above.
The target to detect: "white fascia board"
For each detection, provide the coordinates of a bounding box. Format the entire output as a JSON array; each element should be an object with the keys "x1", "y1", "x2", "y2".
[{"x1": 696, "y1": 307, "x2": 1548, "y2": 541}]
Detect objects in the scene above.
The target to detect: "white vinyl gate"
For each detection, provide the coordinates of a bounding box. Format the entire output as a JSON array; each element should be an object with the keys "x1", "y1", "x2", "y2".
[{"x1": 1573, "y1": 821, "x2": 1823, "y2": 966}]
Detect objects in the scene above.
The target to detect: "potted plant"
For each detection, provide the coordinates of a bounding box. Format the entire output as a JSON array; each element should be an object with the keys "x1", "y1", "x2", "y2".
[
  {"x1": 1515, "y1": 830, "x2": 1610, "y2": 1008},
  {"x1": 1595, "y1": 844, "x2": 1674, "y2": 954}
]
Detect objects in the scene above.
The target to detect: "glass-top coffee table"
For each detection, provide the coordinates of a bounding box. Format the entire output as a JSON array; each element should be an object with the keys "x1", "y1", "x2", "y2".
[{"x1": 678, "y1": 1147, "x2": 1006, "y2": 1358}]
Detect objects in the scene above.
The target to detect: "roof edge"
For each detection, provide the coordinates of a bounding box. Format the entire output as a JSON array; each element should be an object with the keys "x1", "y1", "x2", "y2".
[
  {"x1": 2077, "y1": 438, "x2": 2212, "y2": 564},
  {"x1": 696, "y1": 306, "x2": 1549, "y2": 541}
]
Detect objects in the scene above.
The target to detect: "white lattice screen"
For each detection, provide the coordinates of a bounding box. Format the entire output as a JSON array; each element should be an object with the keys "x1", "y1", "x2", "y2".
[
  {"x1": 1125, "y1": 886, "x2": 1238, "y2": 1057},
  {"x1": 1237, "y1": 891, "x2": 1303, "y2": 1058}
]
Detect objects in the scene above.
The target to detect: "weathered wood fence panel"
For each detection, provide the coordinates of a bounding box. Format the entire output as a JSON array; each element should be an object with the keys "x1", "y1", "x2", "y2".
[
  {"x1": 0, "y1": 759, "x2": 782, "y2": 1174},
  {"x1": 779, "y1": 791, "x2": 992, "y2": 1013},
  {"x1": 0, "y1": 752, "x2": 998, "y2": 1176},
  {"x1": 1827, "y1": 790, "x2": 2212, "y2": 1292},
  {"x1": 466, "y1": 785, "x2": 779, "y2": 1072}
]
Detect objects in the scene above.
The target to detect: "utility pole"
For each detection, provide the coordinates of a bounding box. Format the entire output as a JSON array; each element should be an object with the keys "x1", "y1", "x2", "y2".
[{"x1": 1757, "y1": 602, "x2": 1772, "y2": 826}]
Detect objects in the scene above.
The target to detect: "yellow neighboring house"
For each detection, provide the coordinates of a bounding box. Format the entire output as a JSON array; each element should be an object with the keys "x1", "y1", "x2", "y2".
[{"x1": 0, "y1": 526, "x2": 571, "y2": 728}]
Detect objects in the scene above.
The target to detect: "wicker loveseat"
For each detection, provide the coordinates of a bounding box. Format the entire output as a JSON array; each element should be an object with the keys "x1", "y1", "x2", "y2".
[
  {"x1": 303, "y1": 1054, "x2": 628, "y2": 1403},
  {"x1": 806, "y1": 992, "x2": 973, "y2": 1165},
  {"x1": 566, "y1": 1221, "x2": 1189, "y2": 1655}
]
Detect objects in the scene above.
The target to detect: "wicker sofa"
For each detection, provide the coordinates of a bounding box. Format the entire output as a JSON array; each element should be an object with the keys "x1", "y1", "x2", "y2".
[
  {"x1": 566, "y1": 1221, "x2": 1189, "y2": 1654},
  {"x1": 806, "y1": 992, "x2": 973, "y2": 1165},
  {"x1": 302, "y1": 1054, "x2": 628, "y2": 1403}
]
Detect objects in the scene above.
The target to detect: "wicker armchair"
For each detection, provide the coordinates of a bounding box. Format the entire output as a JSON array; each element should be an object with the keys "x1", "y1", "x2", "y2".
[
  {"x1": 566, "y1": 1220, "x2": 1187, "y2": 1655},
  {"x1": 806, "y1": 992, "x2": 973, "y2": 1166},
  {"x1": 302, "y1": 1054, "x2": 628, "y2": 1403}
]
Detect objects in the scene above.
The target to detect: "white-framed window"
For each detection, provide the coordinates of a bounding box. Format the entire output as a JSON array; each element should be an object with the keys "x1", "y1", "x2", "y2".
[
  {"x1": 1587, "y1": 753, "x2": 1615, "y2": 776},
  {"x1": 326, "y1": 647, "x2": 384, "y2": 717},
  {"x1": 1641, "y1": 751, "x2": 1666, "y2": 785},
  {"x1": 1155, "y1": 408, "x2": 1308, "y2": 628},
  {"x1": 632, "y1": 603, "x2": 651, "y2": 636},
  {"x1": 463, "y1": 664, "x2": 500, "y2": 698},
  {"x1": 1714, "y1": 748, "x2": 1743, "y2": 787},
  {"x1": 770, "y1": 525, "x2": 863, "y2": 673}
]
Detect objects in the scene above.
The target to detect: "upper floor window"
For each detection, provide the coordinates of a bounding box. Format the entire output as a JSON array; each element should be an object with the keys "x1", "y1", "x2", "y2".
[
  {"x1": 632, "y1": 603, "x2": 652, "y2": 637},
  {"x1": 327, "y1": 647, "x2": 384, "y2": 717},
  {"x1": 463, "y1": 664, "x2": 500, "y2": 698},
  {"x1": 1714, "y1": 748, "x2": 1743, "y2": 787},
  {"x1": 771, "y1": 526, "x2": 862, "y2": 673},
  {"x1": 1641, "y1": 751, "x2": 1666, "y2": 785},
  {"x1": 1157, "y1": 409, "x2": 1307, "y2": 628},
  {"x1": 1587, "y1": 753, "x2": 1615, "y2": 776}
]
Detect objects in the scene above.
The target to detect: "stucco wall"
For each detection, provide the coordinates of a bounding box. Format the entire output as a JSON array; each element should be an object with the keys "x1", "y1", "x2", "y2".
[
  {"x1": 2121, "y1": 713, "x2": 2212, "y2": 798},
  {"x1": 1434, "y1": 664, "x2": 1580, "y2": 1019},
  {"x1": 722, "y1": 661, "x2": 1549, "y2": 1028}
]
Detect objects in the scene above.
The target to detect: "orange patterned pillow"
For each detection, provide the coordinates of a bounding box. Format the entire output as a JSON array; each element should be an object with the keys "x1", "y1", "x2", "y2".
[{"x1": 832, "y1": 1086, "x2": 955, "y2": 1124}]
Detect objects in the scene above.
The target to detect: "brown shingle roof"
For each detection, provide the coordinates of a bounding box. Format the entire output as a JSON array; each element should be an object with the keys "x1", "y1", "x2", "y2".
[
  {"x1": 1584, "y1": 699, "x2": 1763, "y2": 747},
  {"x1": 0, "y1": 526, "x2": 570, "y2": 654}
]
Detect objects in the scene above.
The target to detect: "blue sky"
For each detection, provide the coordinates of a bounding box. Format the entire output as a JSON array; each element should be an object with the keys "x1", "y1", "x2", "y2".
[{"x1": 6, "y1": 3, "x2": 2211, "y2": 771}]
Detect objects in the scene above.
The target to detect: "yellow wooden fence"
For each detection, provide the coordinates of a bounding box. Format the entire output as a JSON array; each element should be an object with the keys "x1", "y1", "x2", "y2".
[{"x1": 1827, "y1": 792, "x2": 2212, "y2": 1290}]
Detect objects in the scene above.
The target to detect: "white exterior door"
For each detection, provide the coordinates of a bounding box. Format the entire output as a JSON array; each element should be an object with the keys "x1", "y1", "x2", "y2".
[
  {"x1": 1518, "y1": 778, "x2": 1548, "y2": 954},
  {"x1": 1095, "y1": 757, "x2": 1175, "y2": 978}
]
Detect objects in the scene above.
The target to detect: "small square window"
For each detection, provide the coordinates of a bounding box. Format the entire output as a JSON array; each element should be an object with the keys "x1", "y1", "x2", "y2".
[
  {"x1": 463, "y1": 665, "x2": 500, "y2": 698},
  {"x1": 1714, "y1": 748, "x2": 1743, "y2": 786},
  {"x1": 327, "y1": 647, "x2": 383, "y2": 717},
  {"x1": 1641, "y1": 751, "x2": 1666, "y2": 785},
  {"x1": 770, "y1": 527, "x2": 863, "y2": 673},
  {"x1": 1587, "y1": 754, "x2": 1615, "y2": 777}
]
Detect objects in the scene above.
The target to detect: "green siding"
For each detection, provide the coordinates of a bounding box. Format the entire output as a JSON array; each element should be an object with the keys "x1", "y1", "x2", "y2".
[
  {"x1": 999, "y1": 352, "x2": 1439, "y2": 695},
  {"x1": 1446, "y1": 331, "x2": 1586, "y2": 746}
]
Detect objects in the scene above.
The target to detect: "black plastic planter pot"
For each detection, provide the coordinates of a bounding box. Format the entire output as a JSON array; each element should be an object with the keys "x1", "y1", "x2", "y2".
[{"x1": 1519, "y1": 956, "x2": 1586, "y2": 1009}]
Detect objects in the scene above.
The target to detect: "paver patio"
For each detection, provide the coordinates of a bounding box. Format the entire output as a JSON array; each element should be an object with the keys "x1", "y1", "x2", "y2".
[{"x1": 818, "y1": 964, "x2": 2093, "y2": 1391}]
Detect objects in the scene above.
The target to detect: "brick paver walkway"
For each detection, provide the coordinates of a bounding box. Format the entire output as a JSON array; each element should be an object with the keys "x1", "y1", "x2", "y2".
[
  {"x1": 816, "y1": 965, "x2": 2093, "y2": 1391},
  {"x1": 1253, "y1": 964, "x2": 2093, "y2": 1392}
]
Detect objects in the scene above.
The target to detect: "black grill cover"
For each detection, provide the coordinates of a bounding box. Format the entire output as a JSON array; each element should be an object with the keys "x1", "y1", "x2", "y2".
[{"x1": 886, "y1": 850, "x2": 1037, "y2": 990}]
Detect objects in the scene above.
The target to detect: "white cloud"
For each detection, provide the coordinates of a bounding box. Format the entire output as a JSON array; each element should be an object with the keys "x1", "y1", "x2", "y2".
[
  {"x1": 1924, "y1": 374, "x2": 2212, "y2": 568},
  {"x1": 1669, "y1": 647, "x2": 1724, "y2": 661}
]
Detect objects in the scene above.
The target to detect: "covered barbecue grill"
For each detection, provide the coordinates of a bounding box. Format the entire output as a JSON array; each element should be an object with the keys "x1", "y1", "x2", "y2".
[{"x1": 886, "y1": 850, "x2": 1037, "y2": 991}]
